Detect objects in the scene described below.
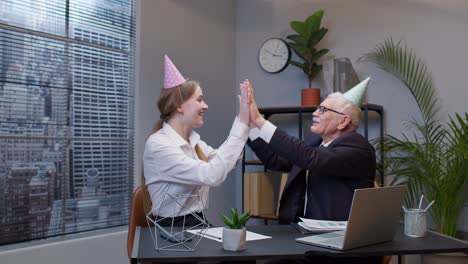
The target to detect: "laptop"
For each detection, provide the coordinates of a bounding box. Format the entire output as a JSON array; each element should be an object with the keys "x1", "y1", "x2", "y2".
[{"x1": 296, "y1": 185, "x2": 407, "y2": 250}]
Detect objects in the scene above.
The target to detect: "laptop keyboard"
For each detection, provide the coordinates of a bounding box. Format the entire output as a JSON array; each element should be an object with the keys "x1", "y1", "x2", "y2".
[{"x1": 323, "y1": 236, "x2": 344, "y2": 247}]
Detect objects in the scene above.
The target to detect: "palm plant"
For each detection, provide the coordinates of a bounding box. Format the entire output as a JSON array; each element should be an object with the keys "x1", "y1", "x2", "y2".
[{"x1": 360, "y1": 39, "x2": 468, "y2": 237}]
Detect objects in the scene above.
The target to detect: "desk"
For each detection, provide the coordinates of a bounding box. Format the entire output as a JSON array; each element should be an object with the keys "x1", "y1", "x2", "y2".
[{"x1": 131, "y1": 225, "x2": 468, "y2": 263}]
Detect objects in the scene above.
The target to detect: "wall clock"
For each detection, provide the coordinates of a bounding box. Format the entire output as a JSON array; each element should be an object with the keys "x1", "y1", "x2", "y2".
[{"x1": 258, "y1": 38, "x2": 291, "y2": 73}]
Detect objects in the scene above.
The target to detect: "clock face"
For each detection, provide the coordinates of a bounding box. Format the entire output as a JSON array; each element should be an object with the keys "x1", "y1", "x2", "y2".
[{"x1": 258, "y1": 38, "x2": 291, "y2": 73}]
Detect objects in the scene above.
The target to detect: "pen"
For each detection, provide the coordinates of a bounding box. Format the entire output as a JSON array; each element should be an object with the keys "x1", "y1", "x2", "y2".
[
  {"x1": 423, "y1": 200, "x2": 435, "y2": 212},
  {"x1": 418, "y1": 194, "x2": 424, "y2": 209},
  {"x1": 202, "y1": 232, "x2": 222, "y2": 241}
]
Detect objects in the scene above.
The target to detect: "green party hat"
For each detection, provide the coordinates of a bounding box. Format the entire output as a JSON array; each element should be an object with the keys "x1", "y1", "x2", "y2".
[{"x1": 343, "y1": 77, "x2": 370, "y2": 107}]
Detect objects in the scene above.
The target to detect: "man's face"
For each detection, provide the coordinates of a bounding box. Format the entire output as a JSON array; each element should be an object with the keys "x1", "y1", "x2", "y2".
[{"x1": 310, "y1": 97, "x2": 345, "y2": 137}]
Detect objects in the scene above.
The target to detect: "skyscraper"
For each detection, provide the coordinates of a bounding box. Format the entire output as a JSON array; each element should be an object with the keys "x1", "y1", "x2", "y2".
[{"x1": 69, "y1": 1, "x2": 132, "y2": 199}]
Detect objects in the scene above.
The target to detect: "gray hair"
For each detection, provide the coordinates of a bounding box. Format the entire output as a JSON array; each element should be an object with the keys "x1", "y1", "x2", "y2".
[{"x1": 326, "y1": 92, "x2": 361, "y2": 131}]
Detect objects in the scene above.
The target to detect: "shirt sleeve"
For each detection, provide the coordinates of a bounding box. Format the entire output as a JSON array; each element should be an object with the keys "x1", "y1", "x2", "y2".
[
  {"x1": 144, "y1": 117, "x2": 249, "y2": 187},
  {"x1": 258, "y1": 120, "x2": 277, "y2": 143},
  {"x1": 248, "y1": 127, "x2": 261, "y2": 141}
]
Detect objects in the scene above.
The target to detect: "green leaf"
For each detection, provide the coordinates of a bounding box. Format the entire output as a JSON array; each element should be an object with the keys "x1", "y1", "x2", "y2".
[
  {"x1": 309, "y1": 48, "x2": 329, "y2": 63},
  {"x1": 286, "y1": 34, "x2": 307, "y2": 46},
  {"x1": 220, "y1": 213, "x2": 234, "y2": 228},
  {"x1": 308, "y1": 63, "x2": 322, "y2": 82},
  {"x1": 231, "y1": 208, "x2": 240, "y2": 226},
  {"x1": 290, "y1": 21, "x2": 306, "y2": 36},
  {"x1": 238, "y1": 212, "x2": 251, "y2": 226},
  {"x1": 308, "y1": 28, "x2": 328, "y2": 48},
  {"x1": 305, "y1": 10, "x2": 324, "y2": 34},
  {"x1": 288, "y1": 43, "x2": 311, "y2": 61},
  {"x1": 289, "y1": 60, "x2": 304, "y2": 69}
]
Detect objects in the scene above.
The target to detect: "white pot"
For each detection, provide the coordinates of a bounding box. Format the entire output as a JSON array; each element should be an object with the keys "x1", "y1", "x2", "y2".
[{"x1": 222, "y1": 227, "x2": 246, "y2": 251}]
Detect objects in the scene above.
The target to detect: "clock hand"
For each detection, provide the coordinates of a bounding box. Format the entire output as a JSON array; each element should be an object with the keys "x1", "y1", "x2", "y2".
[{"x1": 264, "y1": 48, "x2": 282, "y2": 57}]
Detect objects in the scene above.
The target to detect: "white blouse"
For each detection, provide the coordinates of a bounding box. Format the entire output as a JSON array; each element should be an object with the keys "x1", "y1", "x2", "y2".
[{"x1": 143, "y1": 117, "x2": 248, "y2": 217}]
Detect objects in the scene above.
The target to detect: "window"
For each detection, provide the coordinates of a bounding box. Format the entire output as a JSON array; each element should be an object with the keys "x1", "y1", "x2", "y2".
[{"x1": 0, "y1": 0, "x2": 135, "y2": 245}]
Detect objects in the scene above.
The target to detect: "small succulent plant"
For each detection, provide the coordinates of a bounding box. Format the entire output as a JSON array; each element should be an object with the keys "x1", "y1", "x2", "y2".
[{"x1": 220, "y1": 208, "x2": 250, "y2": 229}]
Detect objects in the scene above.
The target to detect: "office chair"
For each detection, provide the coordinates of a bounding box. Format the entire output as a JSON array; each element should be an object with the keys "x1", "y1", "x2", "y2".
[{"x1": 127, "y1": 185, "x2": 152, "y2": 261}]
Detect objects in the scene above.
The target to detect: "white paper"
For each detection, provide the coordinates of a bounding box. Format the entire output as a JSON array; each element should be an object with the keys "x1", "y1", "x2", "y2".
[
  {"x1": 298, "y1": 221, "x2": 341, "y2": 233},
  {"x1": 186, "y1": 227, "x2": 272, "y2": 242},
  {"x1": 299, "y1": 217, "x2": 347, "y2": 231}
]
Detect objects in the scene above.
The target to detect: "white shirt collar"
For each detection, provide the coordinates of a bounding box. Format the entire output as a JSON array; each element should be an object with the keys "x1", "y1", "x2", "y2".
[
  {"x1": 321, "y1": 139, "x2": 334, "y2": 147},
  {"x1": 162, "y1": 122, "x2": 200, "y2": 148}
]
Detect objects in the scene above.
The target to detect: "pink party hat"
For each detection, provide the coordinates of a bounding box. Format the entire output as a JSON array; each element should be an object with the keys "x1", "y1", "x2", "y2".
[{"x1": 163, "y1": 54, "x2": 187, "y2": 89}]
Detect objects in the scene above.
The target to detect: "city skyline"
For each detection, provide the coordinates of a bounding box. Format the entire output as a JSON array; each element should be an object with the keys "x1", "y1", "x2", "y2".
[{"x1": 0, "y1": 0, "x2": 135, "y2": 245}]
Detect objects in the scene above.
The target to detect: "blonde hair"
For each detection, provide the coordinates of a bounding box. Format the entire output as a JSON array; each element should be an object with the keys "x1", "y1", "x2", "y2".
[{"x1": 141, "y1": 80, "x2": 200, "y2": 215}]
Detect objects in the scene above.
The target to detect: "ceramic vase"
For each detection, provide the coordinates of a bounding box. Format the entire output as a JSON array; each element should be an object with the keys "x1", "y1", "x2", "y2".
[
  {"x1": 301, "y1": 88, "x2": 320, "y2": 106},
  {"x1": 222, "y1": 227, "x2": 246, "y2": 251}
]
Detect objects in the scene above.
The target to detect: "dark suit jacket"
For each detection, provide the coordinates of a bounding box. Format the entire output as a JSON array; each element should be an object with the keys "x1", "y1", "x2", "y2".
[{"x1": 248, "y1": 129, "x2": 376, "y2": 224}]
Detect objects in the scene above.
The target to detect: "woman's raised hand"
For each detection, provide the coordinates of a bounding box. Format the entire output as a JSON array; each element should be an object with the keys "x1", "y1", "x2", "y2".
[
  {"x1": 238, "y1": 80, "x2": 251, "y2": 125},
  {"x1": 243, "y1": 79, "x2": 265, "y2": 129}
]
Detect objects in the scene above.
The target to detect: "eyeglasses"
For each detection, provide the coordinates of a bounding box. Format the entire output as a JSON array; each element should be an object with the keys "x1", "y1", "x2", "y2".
[{"x1": 316, "y1": 105, "x2": 345, "y2": 116}]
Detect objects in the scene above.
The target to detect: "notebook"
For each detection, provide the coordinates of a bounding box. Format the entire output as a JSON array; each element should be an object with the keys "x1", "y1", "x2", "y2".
[{"x1": 296, "y1": 185, "x2": 407, "y2": 250}]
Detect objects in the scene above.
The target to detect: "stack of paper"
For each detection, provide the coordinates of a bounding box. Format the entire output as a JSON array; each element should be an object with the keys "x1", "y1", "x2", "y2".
[
  {"x1": 298, "y1": 217, "x2": 347, "y2": 233},
  {"x1": 186, "y1": 227, "x2": 272, "y2": 242}
]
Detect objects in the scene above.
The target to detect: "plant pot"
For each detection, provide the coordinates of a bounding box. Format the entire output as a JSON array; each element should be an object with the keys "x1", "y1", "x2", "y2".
[
  {"x1": 301, "y1": 88, "x2": 320, "y2": 106},
  {"x1": 222, "y1": 227, "x2": 246, "y2": 251},
  {"x1": 421, "y1": 252, "x2": 468, "y2": 264}
]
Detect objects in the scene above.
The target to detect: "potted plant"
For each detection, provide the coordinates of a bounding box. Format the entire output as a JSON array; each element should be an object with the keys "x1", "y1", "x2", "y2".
[
  {"x1": 361, "y1": 39, "x2": 467, "y2": 263},
  {"x1": 220, "y1": 208, "x2": 250, "y2": 251},
  {"x1": 286, "y1": 9, "x2": 329, "y2": 106}
]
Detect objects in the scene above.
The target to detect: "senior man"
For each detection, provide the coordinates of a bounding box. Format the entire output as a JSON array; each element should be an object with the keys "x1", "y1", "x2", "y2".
[
  {"x1": 246, "y1": 78, "x2": 378, "y2": 264},
  {"x1": 246, "y1": 78, "x2": 376, "y2": 225}
]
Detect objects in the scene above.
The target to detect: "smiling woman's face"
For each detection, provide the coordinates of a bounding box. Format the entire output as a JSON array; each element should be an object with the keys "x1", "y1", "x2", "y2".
[{"x1": 180, "y1": 85, "x2": 208, "y2": 128}]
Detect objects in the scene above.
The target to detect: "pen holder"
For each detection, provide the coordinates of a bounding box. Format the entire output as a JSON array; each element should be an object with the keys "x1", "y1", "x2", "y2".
[{"x1": 404, "y1": 209, "x2": 427, "y2": 237}]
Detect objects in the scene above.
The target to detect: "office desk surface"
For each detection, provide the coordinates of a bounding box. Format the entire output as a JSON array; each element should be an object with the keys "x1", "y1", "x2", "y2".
[
  {"x1": 303, "y1": 228, "x2": 468, "y2": 257},
  {"x1": 133, "y1": 225, "x2": 312, "y2": 263},
  {"x1": 132, "y1": 225, "x2": 468, "y2": 263}
]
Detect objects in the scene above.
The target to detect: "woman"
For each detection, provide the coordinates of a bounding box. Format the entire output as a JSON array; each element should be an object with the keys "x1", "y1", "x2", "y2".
[{"x1": 142, "y1": 55, "x2": 250, "y2": 226}]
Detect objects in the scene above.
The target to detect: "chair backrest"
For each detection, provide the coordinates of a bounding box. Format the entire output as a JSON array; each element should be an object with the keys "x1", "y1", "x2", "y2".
[{"x1": 127, "y1": 186, "x2": 147, "y2": 259}]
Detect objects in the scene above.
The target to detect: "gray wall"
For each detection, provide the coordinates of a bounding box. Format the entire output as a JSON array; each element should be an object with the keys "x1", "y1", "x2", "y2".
[{"x1": 1, "y1": 1, "x2": 467, "y2": 263}]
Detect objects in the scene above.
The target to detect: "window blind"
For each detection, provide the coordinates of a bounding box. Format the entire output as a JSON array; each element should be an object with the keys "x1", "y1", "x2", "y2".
[{"x1": 0, "y1": 0, "x2": 135, "y2": 245}]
